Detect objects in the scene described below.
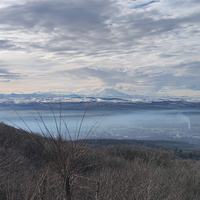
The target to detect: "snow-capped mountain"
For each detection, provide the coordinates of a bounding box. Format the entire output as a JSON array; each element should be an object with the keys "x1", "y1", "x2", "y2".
[{"x1": 0, "y1": 89, "x2": 200, "y2": 107}]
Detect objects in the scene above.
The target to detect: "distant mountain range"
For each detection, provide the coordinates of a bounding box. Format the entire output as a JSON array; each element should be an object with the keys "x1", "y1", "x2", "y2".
[
  {"x1": 0, "y1": 89, "x2": 133, "y2": 99},
  {"x1": 0, "y1": 89, "x2": 132, "y2": 99},
  {"x1": 0, "y1": 88, "x2": 196, "y2": 100},
  {"x1": 0, "y1": 92, "x2": 83, "y2": 99},
  {"x1": 0, "y1": 89, "x2": 200, "y2": 109}
]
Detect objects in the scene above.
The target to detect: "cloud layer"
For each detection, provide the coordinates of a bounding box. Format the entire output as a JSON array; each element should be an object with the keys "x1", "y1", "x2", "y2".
[{"x1": 0, "y1": 0, "x2": 200, "y2": 96}]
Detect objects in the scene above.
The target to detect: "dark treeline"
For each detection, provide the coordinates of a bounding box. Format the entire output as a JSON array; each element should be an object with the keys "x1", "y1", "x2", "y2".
[{"x1": 1, "y1": 122, "x2": 200, "y2": 200}]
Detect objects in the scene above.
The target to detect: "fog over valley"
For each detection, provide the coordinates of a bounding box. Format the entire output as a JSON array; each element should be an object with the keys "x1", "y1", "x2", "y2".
[{"x1": 0, "y1": 92, "x2": 200, "y2": 145}]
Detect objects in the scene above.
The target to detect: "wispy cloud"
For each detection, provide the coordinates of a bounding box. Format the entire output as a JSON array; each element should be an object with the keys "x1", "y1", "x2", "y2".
[
  {"x1": 0, "y1": 0, "x2": 199, "y2": 96},
  {"x1": 0, "y1": 67, "x2": 21, "y2": 82},
  {"x1": 63, "y1": 61, "x2": 200, "y2": 93}
]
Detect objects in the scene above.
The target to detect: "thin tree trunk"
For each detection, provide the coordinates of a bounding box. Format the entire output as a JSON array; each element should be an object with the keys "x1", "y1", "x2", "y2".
[{"x1": 65, "y1": 176, "x2": 71, "y2": 200}]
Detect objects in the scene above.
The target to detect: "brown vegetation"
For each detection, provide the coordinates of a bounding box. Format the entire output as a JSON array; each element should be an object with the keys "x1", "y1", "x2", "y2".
[{"x1": 1, "y1": 122, "x2": 200, "y2": 200}]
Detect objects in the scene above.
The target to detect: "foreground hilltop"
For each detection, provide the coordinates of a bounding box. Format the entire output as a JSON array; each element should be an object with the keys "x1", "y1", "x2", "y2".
[{"x1": 1, "y1": 122, "x2": 200, "y2": 199}]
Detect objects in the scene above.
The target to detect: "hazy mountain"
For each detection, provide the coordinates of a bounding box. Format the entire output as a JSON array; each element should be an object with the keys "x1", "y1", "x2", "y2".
[
  {"x1": 0, "y1": 89, "x2": 140, "y2": 99},
  {"x1": 0, "y1": 89, "x2": 199, "y2": 103},
  {"x1": 0, "y1": 93, "x2": 83, "y2": 99}
]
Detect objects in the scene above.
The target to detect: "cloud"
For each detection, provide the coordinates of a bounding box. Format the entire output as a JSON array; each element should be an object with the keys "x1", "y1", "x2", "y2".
[
  {"x1": 0, "y1": 0, "x2": 110, "y2": 31},
  {"x1": 0, "y1": 0, "x2": 199, "y2": 96},
  {"x1": 158, "y1": 54, "x2": 177, "y2": 58},
  {"x1": 61, "y1": 67, "x2": 128, "y2": 85},
  {"x1": 0, "y1": 40, "x2": 20, "y2": 50},
  {"x1": 0, "y1": 68, "x2": 21, "y2": 81},
  {"x1": 175, "y1": 61, "x2": 200, "y2": 75},
  {"x1": 63, "y1": 60, "x2": 200, "y2": 92},
  {"x1": 133, "y1": 1, "x2": 159, "y2": 9},
  {"x1": 1, "y1": 0, "x2": 199, "y2": 55}
]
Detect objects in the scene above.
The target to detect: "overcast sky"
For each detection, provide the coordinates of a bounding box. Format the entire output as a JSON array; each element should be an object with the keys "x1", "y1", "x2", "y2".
[{"x1": 0, "y1": 0, "x2": 200, "y2": 97}]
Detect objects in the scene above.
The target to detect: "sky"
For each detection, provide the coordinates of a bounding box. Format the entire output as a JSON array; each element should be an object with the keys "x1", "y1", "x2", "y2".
[{"x1": 0, "y1": 0, "x2": 200, "y2": 97}]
